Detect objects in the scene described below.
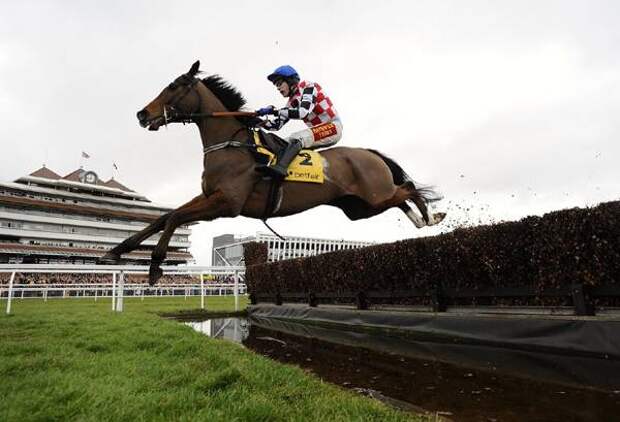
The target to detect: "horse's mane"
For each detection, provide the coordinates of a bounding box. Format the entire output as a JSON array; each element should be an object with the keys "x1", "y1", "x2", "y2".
[{"x1": 201, "y1": 75, "x2": 246, "y2": 111}]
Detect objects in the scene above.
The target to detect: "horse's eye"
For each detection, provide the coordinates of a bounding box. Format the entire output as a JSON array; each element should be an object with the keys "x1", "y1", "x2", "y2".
[{"x1": 168, "y1": 83, "x2": 177, "y2": 90}]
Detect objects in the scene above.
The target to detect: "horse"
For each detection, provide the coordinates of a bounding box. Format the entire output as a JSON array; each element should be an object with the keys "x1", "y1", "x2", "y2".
[{"x1": 101, "y1": 61, "x2": 445, "y2": 284}]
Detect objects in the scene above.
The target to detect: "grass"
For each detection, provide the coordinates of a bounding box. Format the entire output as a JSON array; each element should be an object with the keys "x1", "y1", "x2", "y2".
[{"x1": 0, "y1": 296, "x2": 422, "y2": 421}]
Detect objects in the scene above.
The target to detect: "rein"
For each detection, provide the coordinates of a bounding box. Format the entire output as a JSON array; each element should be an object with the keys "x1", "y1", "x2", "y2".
[{"x1": 166, "y1": 109, "x2": 257, "y2": 125}]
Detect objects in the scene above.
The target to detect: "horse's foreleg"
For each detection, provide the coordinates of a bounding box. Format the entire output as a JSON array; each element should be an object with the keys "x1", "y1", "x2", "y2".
[
  {"x1": 148, "y1": 191, "x2": 234, "y2": 285},
  {"x1": 99, "y1": 212, "x2": 171, "y2": 263}
]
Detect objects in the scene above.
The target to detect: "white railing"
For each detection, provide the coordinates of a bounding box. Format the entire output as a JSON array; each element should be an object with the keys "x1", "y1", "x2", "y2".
[{"x1": 0, "y1": 264, "x2": 246, "y2": 314}]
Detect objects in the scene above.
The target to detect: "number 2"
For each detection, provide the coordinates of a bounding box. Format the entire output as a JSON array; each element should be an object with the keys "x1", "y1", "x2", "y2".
[{"x1": 299, "y1": 152, "x2": 312, "y2": 166}]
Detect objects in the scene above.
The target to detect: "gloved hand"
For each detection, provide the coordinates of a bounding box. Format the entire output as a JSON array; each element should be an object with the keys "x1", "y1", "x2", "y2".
[{"x1": 256, "y1": 105, "x2": 276, "y2": 116}]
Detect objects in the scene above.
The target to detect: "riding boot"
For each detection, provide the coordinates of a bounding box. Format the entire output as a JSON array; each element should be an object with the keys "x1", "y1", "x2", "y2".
[{"x1": 257, "y1": 139, "x2": 303, "y2": 179}]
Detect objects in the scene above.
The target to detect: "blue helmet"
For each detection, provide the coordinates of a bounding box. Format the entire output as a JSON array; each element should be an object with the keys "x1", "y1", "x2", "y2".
[{"x1": 267, "y1": 65, "x2": 299, "y2": 83}]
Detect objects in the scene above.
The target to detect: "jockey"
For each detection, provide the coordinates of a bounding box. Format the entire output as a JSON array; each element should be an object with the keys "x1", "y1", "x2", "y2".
[{"x1": 255, "y1": 65, "x2": 342, "y2": 178}]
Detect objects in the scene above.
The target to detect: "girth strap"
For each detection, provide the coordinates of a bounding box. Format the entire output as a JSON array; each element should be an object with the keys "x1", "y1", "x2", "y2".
[{"x1": 203, "y1": 140, "x2": 254, "y2": 155}]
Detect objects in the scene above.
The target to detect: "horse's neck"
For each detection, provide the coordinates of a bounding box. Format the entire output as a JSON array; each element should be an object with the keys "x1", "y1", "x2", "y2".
[
  {"x1": 197, "y1": 118, "x2": 245, "y2": 148},
  {"x1": 195, "y1": 83, "x2": 246, "y2": 149}
]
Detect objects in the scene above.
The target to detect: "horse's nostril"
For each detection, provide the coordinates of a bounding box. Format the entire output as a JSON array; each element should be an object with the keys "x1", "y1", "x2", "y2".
[{"x1": 137, "y1": 110, "x2": 147, "y2": 121}]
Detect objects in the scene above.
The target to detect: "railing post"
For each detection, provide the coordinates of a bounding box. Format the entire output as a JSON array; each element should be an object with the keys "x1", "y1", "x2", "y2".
[
  {"x1": 111, "y1": 272, "x2": 117, "y2": 311},
  {"x1": 572, "y1": 282, "x2": 594, "y2": 316},
  {"x1": 116, "y1": 271, "x2": 124, "y2": 312},
  {"x1": 6, "y1": 271, "x2": 15, "y2": 315},
  {"x1": 200, "y1": 273, "x2": 205, "y2": 310},
  {"x1": 356, "y1": 291, "x2": 368, "y2": 310},
  {"x1": 308, "y1": 292, "x2": 318, "y2": 308},
  {"x1": 432, "y1": 280, "x2": 447, "y2": 312},
  {"x1": 234, "y1": 270, "x2": 239, "y2": 311}
]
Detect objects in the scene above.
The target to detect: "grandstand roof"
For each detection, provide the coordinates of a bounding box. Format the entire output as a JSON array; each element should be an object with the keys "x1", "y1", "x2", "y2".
[
  {"x1": 0, "y1": 181, "x2": 171, "y2": 211},
  {"x1": 20, "y1": 166, "x2": 135, "y2": 193},
  {"x1": 29, "y1": 166, "x2": 61, "y2": 180},
  {"x1": 102, "y1": 178, "x2": 131, "y2": 192},
  {"x1": 62, "y1": 168, "x2": 83, "y2": 182}
]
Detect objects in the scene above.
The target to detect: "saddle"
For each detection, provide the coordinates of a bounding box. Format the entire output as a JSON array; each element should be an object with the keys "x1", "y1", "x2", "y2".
[
  {"x1": 249, "y1": 129, "x2": 324, "y2": 184},
  {"x1": 250, "y1": 130, "x2": 288, "y2": 165}
]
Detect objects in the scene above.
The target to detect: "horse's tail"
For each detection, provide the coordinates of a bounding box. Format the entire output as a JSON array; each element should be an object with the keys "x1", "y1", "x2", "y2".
[{"x1": 366, "y1": 149, "x2": 443, "y2": 203}]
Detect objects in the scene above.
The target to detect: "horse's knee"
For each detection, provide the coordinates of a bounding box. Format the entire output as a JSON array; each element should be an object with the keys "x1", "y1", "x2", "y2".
[{"x1": 151, "y1": 249, "x2": 165, "y2": 264}]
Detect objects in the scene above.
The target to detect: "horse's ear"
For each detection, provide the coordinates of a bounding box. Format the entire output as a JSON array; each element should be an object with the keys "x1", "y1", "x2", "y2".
[{"x1": 189, "y1": 60, "x2": 200, "y2": 76}]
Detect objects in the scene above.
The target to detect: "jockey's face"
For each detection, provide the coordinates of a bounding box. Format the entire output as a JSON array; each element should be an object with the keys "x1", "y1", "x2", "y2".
[{"x1": 275, "y1": 79, "x2": 291, "y2": 97}]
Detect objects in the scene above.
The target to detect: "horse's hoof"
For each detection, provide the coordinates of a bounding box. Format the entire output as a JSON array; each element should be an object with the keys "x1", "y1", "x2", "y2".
[
  {"x1": 98, "y1": 252, "x2": 121, "y2": 264},
  {"x1": 429, "y1": 212, "x2": 447, "y2": 226},
  {"x1": 149, "y1": 266, "x2": 163, "y2": 286}
]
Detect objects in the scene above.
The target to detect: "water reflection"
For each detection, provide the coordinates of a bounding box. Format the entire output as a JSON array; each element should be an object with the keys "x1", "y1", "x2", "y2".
[
  {"x1": 185, "y1": 317, "x2": 620, "y2": 421},
  {"x1": 185, "y1": 318, "x2": 250, "y2": 344}
]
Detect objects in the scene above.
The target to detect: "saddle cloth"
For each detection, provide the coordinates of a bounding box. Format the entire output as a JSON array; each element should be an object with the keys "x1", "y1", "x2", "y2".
[{"x1": 252, "y1": 130, "x2": 324, "y2": 184}]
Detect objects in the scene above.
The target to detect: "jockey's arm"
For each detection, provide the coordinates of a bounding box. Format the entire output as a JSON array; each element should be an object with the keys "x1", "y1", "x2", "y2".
[
  {"x1": 278, "y1": 84, "x2": 317, "y2": 120},
  {"x1": 262, "y1": 115, "x2": 289, "y2": 131}
]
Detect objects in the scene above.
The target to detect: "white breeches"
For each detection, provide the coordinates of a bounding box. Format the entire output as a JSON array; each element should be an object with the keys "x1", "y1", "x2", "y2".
[{"x1": 287, "y1": 119, "x2": 343, "y2": 149}]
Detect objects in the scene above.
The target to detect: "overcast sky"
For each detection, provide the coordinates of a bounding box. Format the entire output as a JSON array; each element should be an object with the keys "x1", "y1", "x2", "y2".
[{"x1": 1, "y1": 1, "x2": 618, "y2": 265}]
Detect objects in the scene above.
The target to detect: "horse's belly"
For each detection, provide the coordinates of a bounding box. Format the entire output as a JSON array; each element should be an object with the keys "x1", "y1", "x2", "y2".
[{"x1": 241, "y1": 180, "x2": 342, "y2": 218}]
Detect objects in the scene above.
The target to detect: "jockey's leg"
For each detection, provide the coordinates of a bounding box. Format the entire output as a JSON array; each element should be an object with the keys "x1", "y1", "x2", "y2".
[
  {"x1": 261, "y1": 138, "x2": 303, "y2": 178},
  {"x1": 276, "y1": 120, "x2": 343, "y2": 175},
  {"x1": 305, "y1": 120, "x2": 343, "y2": 149},
  {"x1": 258, "y1": 120, "x2": 343, "y2": 178}
]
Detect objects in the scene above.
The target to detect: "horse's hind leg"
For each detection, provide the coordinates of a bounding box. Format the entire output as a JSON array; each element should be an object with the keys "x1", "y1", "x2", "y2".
[
  {"x1": 400, "y1": 181, "x2": 446, "y2": 228},
  {"x1": 399, "y1": 203, "x2": 426, "y2": 228}
]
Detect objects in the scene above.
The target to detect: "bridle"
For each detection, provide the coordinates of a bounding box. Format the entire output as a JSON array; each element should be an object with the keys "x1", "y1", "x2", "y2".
[
  {"x1": 162, "y1": 74, "x2": 257, "y2": 127},
  {"x1": 162, "y1": 75, "x2": 203, "y2": 126}
]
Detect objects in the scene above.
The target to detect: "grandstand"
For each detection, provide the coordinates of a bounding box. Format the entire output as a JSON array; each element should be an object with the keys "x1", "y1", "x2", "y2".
[{"x1": 0, "y1": 165, "x2": 193, "y2": 265}]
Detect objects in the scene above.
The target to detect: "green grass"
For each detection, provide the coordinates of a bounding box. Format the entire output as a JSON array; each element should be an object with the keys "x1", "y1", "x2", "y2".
[{"x1": 0, "y1": 297, "x2": 421, "y2": 421}]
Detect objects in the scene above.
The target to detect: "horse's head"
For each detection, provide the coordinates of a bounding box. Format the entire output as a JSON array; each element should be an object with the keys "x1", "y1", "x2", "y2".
[{"x1": 137, "y1": 61, "x2": 202, "y2": 131}]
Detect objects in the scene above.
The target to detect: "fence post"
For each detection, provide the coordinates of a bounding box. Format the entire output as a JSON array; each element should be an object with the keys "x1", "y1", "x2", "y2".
[
  {"x1": 112, "y1": 272, "x2": 117, "y2": 311},
  {"x1": 308, "y1": 292, "x2": 318, "y2": 308},
  {"x1": 6, "y1": 271, "x2": 16, "y2": 315},
  {"x1": 572, "y1": 282, "x2": 594, "y2": 316},
  {"x1": 234, "y1": 270, "x2": 239, "y2": 311},
  {"x1": 200, "y1": 273, "x2": 205, "y2": 310},
  {"x1": 116, "y1": 271, "x2": 124, "y2": 312},
  {"x1": 432, "y1": 281, "x2": 447, "y2": 312},
  {"x1": 356, "y1": 291, "x2": 368, "y2": 310}
]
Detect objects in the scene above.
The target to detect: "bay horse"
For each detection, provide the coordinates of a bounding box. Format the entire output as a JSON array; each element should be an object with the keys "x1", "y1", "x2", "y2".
[{"x1": 101, "y1": 61, "x2": 445, "y2": 284}]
